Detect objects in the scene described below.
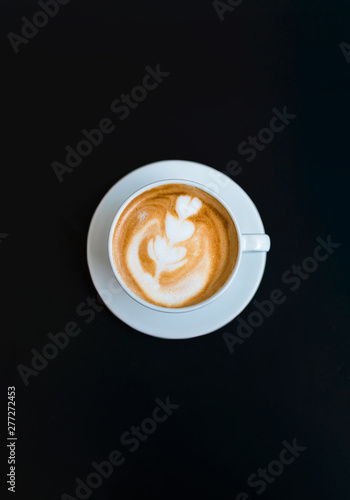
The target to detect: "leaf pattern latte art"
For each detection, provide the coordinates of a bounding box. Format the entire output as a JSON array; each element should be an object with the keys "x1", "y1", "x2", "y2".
[{"x1": 147, "y1": 195, "x2": 202, "y2": 281}]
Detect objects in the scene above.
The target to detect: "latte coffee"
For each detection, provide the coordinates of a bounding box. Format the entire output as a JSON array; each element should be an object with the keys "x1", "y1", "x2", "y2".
[{"x1": 111, "y1": 183, "x2": 239, "y2": 308}]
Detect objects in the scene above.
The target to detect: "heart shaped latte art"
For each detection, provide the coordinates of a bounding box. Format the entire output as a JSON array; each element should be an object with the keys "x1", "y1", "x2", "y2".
[{"x1": 112, "y1": 184, "x2": 239, "y2": 308}]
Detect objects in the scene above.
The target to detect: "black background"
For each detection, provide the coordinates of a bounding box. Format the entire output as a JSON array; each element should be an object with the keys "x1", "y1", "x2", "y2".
[{"x1": 2, "y1": 1, "x2": 350, "y2": 499}]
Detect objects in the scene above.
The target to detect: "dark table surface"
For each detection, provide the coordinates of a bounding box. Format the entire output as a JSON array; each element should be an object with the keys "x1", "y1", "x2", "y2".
[{"x1": 2, "y1": 1, "x2": 350, "y2": 499}]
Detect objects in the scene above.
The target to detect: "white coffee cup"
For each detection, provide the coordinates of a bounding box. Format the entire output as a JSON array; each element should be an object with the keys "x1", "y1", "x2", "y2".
[{"x1": 108, "y1": 179, "x2": 270, "y2": 313}]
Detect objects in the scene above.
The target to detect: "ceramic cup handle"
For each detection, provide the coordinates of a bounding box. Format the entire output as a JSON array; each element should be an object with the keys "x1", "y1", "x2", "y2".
[{"x1": 241, "y1": 234, "x2": 271, "y2": 252}]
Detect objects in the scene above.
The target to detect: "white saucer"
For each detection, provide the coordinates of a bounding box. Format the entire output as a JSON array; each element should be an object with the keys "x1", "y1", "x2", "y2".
[{"x1": 87, "y1": 160, "x2": 267, "y2": 339}]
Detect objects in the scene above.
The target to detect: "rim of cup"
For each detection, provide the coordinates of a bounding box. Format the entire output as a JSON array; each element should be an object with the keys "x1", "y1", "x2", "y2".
[{"x1": 108, "y1": 179, "x2": 243, "y2": 313}]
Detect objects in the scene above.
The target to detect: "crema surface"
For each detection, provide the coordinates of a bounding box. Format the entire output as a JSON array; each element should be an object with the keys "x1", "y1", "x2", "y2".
[{"x1": 112, "y1": 184, "x2": 239, "y2": 307}]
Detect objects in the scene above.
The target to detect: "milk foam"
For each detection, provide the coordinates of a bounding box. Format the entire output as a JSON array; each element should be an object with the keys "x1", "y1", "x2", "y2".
[
  {"x1": 112, "y1": 184, "x2": 239, "y2": 308},
  {"x1": 125, "y1": 196, "x2": 208, "y2": 306}
]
